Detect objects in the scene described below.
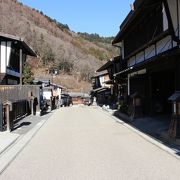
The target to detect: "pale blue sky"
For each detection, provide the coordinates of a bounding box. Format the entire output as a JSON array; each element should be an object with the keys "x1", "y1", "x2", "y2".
[{"x1": 18, "y1": 0, "x2": 134, "y2": 37}]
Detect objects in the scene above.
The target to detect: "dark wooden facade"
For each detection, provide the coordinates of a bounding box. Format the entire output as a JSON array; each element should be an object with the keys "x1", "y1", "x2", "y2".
[
  {"x1": 96, "y1": 56, "x2": 127, "y2": 106},
  {"x1": 91, "y1": 71, "x2": 112, "y2": 106},
  {"x1": 112, "y1": 0, "x2": 180, "y2": 116},
  {"x1": 0, "y1": 33, "x2": 36, "y2": 85}
]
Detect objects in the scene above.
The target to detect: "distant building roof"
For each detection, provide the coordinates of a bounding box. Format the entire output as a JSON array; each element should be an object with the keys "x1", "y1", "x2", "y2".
[
  {"x1": 92, "y1": 87, "x2": 109, "y2": 93},
  {"x1": 96, "y1": 56, "x2": 121, "y2": 72},
  {"x1": 33, "y1": 78, "x2": 50, "y2": 86},
  {"x1": 69, "y1": 92, "x2": 90, "y2": 98},
  {"x1": 0, "y1": 32, "x2": 37, "y2": 57},
  {"x1": 33, "y1": 78, "x2": 66, "y2": 89},
  {"x1": 50, "y1": 83, "x2": 66, "y2": 90},
  {"x1": 91, "y1": 70, "x2": 108, "y2": 78}
]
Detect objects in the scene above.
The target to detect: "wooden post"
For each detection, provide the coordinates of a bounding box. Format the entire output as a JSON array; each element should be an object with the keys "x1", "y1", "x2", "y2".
[
  {"x1": 149, "y1": 73, "x2": 153, "y2": 115},
  {"x1": 5, "y1": 104, "x2": 10, "y2": 132},
  {"x1": 176, "y1": 61, "x2": 180, "y2": 91},
  {"x1": 30, "y1": 97, "x2": 34, "y2": 115},
  {"x1": 3, "y1": 101, "x2": 12, "y2": 132},
  {"x1": 0, "y1": 103, "x2": 3, "y2": 131},
  {"x1": 128, "y1": 74, "x2": 130, "y2": 96},
  {"x1": 19, "y1": 49, "x2": 23, "y2": 85}
]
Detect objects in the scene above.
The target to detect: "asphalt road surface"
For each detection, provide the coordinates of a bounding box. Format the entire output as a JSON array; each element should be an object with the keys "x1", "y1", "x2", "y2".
[{"x1": 0, "y1": 106, "x2": 180, "y2": 180}]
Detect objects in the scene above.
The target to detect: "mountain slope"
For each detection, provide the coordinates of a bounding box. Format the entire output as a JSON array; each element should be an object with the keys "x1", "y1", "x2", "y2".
[{"x1": 0, "y1": 0, "x2": 118, "y2": 92}]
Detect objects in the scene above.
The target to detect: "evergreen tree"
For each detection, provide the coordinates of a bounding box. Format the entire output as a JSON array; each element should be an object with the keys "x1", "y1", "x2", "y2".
[{"x1": 22, "y1": 63, "x2": 34, "y2": 85}]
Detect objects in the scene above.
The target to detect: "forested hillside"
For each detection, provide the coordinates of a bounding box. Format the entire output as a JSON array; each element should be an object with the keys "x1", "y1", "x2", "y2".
[{"x1": 0, "y1": 0, "x2": 118, "y2": 92}]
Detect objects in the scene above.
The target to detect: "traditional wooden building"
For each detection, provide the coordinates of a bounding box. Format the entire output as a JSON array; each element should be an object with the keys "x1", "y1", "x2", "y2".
[
  {"x1": 96, "y1": 56, "x2": 127, "y2": 105},
  {"x1": 69, "y1": 92, "x2": 89, "y2": 105},
  {"x1": 0, "y1": 32, "x2": 36, "y2": 85},
  {"x1": 33, "y1": 78, "x2": 66, "y2": 109},
  {"x1": 91, "y1": 71, "x2": 112, "y2": 106},
  {"x1": 112, "y1": 0, "x2": 180, "y2": 116}
]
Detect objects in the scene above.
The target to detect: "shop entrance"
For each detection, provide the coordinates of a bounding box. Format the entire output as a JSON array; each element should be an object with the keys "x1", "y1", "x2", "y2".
[
  {"x1": 151, "y1": 70, "x2": 175, "y2": 114},
  {"x1": 130, "y1": 74, "x2": 149, "y2": 97}
]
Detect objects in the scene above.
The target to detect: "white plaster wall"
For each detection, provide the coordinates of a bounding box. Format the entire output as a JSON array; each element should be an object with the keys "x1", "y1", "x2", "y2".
[
  {"x1": 128, "y1": 56, "x2": 135, "y2": 67},
  {"x1": 163, "y1": 3, "x2": 169, "y2": 31},
  {"x1": 156, "y1": 36, "x2": 172, "y2": 54},
  {"x1": 99, "y1": 76, "x2": 105, "y2": 87},
  {"x1": 1, "y1": 42, "x2": 6, "y2": 73},
  {"x1": 145, "y1": 45, "x2": 155, "y2": 59},
  {"x1": 121, "y1": 40, "x2": 125, "y2": 59},
  {"x1": 43, "y1": 91, "x2": 52, "y2": 100},
  {"x1": 136, "y1": 51, "x2": 144, "y2": 64},
  {"x1": 173, "y1": 40, "x2": 178, "y2": 47},
  {"x1": 167, "y1": 0, "x2": 178, "y2": 36},
  {"x1": 6, "y1": 42, "x2": 11, "y2": 66},
  {"x1": 57, "y1": 88, "x2": 61, "y2": 97}
]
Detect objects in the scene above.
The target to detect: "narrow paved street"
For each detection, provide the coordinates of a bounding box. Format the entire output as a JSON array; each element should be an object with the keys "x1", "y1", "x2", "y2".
[{"x1": 1, "y1": 106, "x2": 180, "y2": 180}]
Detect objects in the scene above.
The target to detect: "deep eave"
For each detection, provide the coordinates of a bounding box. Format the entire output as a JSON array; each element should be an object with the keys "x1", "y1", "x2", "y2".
[
  {"x1": 114, "y1": 47, "x2": 180, "y2": 77},
  {"x1": 91, "y1": 70, "x2": 108, "y2": 79},
  {"x1": 50, "y1": 83, "x2": 67, "y2": 90},
  {"x1": 92, "y1": 87, "x2": 109, "y2": 93},
  {"x1": 96, "y1": 61, "x2": 113, "y2": 72},
  {"x1": 0, "y1": 32, "x2": 37, "y2": 57},
  {"x1": 96, "y1": 56, "x2": 121, "y2": 72},
  {"x1": 112, "y1": 0, "x2": 162, "y2": 45},
  {"x1": 104, "y1": 80, "x2": 114, "y2": 85}
]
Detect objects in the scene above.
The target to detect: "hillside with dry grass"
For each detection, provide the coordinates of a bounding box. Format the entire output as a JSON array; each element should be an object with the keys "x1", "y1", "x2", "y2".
[{"x1": 0, "y1": 0, "x2": 118, "y2": 92}]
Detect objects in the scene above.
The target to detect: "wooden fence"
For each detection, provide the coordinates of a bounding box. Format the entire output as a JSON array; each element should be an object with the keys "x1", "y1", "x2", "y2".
[
  {"x1": 0, "y1": 85, "x2": 40, "y2": 102},
  {"x1": 0, "y1": 85, "x2": 41, "y2": 131}
]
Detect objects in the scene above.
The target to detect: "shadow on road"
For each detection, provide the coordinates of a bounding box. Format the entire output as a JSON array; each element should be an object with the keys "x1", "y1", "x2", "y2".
[
  {"x1": 13, "y1": 122, "x2": 31, "y2": 131},
  {"x1": 113, "y1": 111, "x2": 180, "y2": 155}
]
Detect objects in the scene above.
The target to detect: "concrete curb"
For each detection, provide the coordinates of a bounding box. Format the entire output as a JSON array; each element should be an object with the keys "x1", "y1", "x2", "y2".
[
  {"x1": 0, "y1": 117, "x2": 49, "y2": 174},
  {"x1": 99, "y1": 107, "x2": 180, "y2": 160}
]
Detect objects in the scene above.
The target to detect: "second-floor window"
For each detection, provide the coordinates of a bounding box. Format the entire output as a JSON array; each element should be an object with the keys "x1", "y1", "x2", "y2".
[
  {"x1": 124, "y1": 2, "x2": 164, "y2": 57},
  {"x1": 8, "y1": 44, "x2": 20, "y2": 72}
]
